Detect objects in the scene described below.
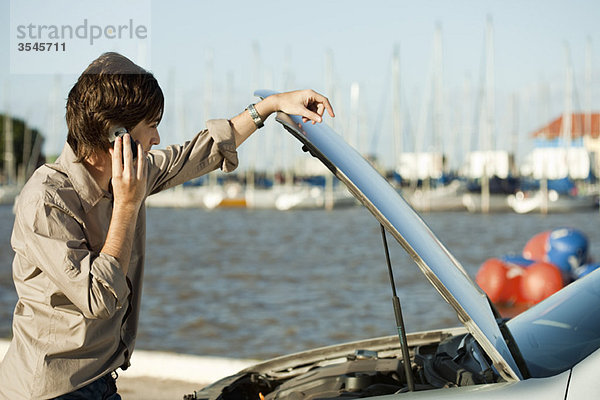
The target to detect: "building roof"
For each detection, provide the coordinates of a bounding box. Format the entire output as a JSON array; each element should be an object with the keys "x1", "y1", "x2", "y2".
[{"x1": 532, "y1": 113, "x2": 600, "y2": 139}]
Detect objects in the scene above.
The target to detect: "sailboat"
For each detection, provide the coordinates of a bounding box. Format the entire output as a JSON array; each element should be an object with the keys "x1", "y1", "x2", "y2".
[
  {"x1": 508, "y1": 186, "x2": 595, "y2": 214},
  {"x1": 508, "y1": 45, "x2": 596, "y2": 214},
  {"x1": 398, "y1": 24, "x2": 467, "y2": 212},
  {"x1": 461, "y1": 151, "x2": 515, "y2": 213},
  {"x1": 459, "y1": 17, "x2": 516, "y2": 213},
  {"x1": 249, "y1": 50, "x2": 356, "y2": 211},
  {"x1": 145, "y1": 55, "x2": 245, "y2": 210}
]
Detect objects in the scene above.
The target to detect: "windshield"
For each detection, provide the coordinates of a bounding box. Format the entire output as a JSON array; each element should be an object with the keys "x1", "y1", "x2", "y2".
[{"x1": 507, "y1": 268, "x2": 600, "y2": 378}]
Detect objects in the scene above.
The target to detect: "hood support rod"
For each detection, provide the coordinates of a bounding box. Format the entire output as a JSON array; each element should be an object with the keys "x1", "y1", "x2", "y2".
[{"x1": 381, "y1": 224, "x2": 415, "y2": 392}]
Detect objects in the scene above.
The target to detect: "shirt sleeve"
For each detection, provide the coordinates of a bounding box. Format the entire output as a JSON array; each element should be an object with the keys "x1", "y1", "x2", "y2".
[
  {"x1": 13, "y1": 194, "x2": 130, "y2": 320},
  {"x1": 146, "y1": 119, "x2": 239, "y2": 195}
]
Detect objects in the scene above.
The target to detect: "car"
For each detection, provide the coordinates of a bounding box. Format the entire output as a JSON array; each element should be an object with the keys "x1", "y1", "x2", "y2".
[{"x1": 184, "y1": 90, "x2": 600, "y2": 400}]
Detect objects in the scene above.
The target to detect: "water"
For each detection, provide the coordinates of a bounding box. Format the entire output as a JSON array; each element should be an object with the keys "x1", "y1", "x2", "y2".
[{"x1": 1, "y1": 204, "x2": 600, "y2": 360}]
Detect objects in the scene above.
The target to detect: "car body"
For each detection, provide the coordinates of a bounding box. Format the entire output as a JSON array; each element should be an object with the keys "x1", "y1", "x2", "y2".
[{"x1": 186, "y1": 91, "x2": 600, "y2": 400}]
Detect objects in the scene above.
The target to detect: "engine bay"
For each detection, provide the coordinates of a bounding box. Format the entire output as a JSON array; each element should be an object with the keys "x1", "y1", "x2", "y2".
[{"x1": 188, "y1": 332, "x2": 501, "y2": 400}]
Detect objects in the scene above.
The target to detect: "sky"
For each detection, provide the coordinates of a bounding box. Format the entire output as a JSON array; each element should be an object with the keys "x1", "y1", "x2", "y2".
[{"x1": 1, "y1": 0, "x2": 599, "y2": 171}]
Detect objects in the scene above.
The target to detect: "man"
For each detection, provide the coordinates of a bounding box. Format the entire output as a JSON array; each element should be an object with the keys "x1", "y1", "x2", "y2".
[{"x1": 0, "y1": 52, "x2": 334, "y2": 399}]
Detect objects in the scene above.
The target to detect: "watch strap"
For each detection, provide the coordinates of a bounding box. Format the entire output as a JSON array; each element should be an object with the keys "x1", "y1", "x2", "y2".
[{"x1": 247, "y1": 103, "x2": 264, "y2": 129}]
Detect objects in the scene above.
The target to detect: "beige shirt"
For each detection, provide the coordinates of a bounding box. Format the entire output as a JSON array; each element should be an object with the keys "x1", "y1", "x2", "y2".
[{"x1": 0, "y1": 120, "x2": 238, "y2": 400}]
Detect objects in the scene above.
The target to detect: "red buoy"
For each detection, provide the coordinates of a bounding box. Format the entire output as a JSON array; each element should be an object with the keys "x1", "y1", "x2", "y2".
[
  {"x1": 522, "y1": 231, "x2": 551, "y2": 261},
  {"x1": 503, "y1": 264, "x2": 526, "y2": 304},
  {"x1": 476, "y1": 258, "x2": 507, "y2": 303},
  {"x1": 520, "y1": 261, "x2": 563, "y2": 304},
  {"x1": 476, "y1": 258, "x2": 525, "y2": 304}
]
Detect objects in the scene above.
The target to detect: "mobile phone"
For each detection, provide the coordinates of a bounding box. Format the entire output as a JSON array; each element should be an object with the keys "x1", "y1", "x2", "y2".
[{"x1": 109, "y1": 127, "x2": 138, "y2": 159}]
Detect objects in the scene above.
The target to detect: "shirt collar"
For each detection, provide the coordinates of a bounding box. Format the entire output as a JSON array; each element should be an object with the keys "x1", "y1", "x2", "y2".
[{"x1": 57, "y1": 143, "x2": 110, "y2": 212}]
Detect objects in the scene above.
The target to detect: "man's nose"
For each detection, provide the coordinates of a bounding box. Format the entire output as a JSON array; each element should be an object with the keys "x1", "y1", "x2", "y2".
[{"x1": 152, "y1": 130, "x2": 160, "y2": 146}]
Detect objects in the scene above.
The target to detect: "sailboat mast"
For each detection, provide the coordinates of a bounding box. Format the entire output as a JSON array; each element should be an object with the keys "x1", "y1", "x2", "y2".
[
  {"x1": 584, "y1": 37, "x2": 599, "y2": 210},
  {"x1": 283, "y1": 47, "x2": 294, "y2": 187},
  {"x1": 413, "y1": 37, "x2": 433, "y2": 192},
  {"x1": 509, "y1": 94, "x2": 519, "y2": 176},
  {"x1": 433, "y1": 23, "x2": 444, "y2": 175},
  {"x1": 264, "y1": 69, "x2": 276, "y2": 191},
  {"x1": 204, "y1": 49, "x2": 218, "y2": 188},
  {"x1": 480, "y1": 16, "x2": 494, "y2": 214},
  {"x1": 538, "y1": 82, "x2": 550, "y2": 214},
  {"x1": 350, "y1": 82, "x2": 360, "y2": 151},
  {"x1": 247, "y1": 42, "x2": 260, "y2": 193},
  {"x1": 392, "y1": 44, "x2": 402, "y2": 173},
  {"x1": 562, "y1": 44, "x2": 573, "y2": 177},
  {"x1": 324, "y1": 49, "x2": 335, "y2": 210},
  {"x1": 585, "y1": 37, "x2": 592, "y2": 138}
]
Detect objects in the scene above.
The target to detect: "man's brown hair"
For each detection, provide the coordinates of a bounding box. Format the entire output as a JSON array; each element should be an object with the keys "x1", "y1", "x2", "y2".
[{"x1": 66, "y1": 52, "x2": 164, "y2": 161}]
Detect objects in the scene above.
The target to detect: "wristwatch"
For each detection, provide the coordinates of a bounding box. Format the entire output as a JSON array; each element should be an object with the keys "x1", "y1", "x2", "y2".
[{"x1": 247, "y1": 104, "x2": 264, "y2": 129}]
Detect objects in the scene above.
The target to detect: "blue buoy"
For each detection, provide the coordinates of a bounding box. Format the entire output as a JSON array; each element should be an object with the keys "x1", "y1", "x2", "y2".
[{"x1": 546, "y1": 228, "x2": 589, "y2": 274}]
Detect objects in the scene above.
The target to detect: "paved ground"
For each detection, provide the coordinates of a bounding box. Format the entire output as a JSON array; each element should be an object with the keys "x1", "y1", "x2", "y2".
[
  {"x1": 117, "y1": 376, "x2": 205, "y2": 400},
  {"x1": 1, "y1": 339, "x2": 254, "y2": 399}
]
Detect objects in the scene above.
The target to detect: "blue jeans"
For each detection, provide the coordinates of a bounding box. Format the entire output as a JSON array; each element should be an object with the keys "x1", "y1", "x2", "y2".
[{"x1": 52, "y1": 373, "x2": 121, "y2": 400}]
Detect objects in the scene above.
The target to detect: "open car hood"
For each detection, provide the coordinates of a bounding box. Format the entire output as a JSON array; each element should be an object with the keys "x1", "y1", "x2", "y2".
[{"x1": 256, "y1": 90, "x2": 523, "y2": 381}]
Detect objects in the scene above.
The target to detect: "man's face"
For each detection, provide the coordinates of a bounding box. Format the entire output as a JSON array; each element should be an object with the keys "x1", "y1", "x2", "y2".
[{"x1": 129, "y1": 118, "x2": 161, "y2": 153}]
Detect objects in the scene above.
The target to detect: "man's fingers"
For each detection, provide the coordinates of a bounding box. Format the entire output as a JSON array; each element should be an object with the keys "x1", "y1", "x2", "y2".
[
  {"x1": 122, "y1": 134, "x2": 133, "y2": 172},
  {"x1": 279, "y1": 89, "x2": 335, "y2": 125},
  {"x1": 301, "y1": 109, "x2": 322, "y2": 124},
  {"x1": 316, "y1": 103, "x2": 325, "y2": 117},
  {"x1": 136, "y1": 143, "x2": 146, "y2": 180},
  {"x1": 306, "y1": 91, "x2": 334, "y2": 117},
  {"x1": 111, "y1": 137, "x2": 123, "y2": 176},
  {"x1": 323, "y1": 96, "x2": 335, "y2": 117}
]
